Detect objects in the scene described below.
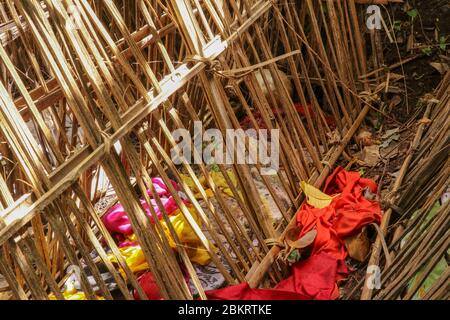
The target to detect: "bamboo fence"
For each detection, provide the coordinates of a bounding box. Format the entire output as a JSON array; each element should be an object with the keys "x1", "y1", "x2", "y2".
[{"x1": 0, "y1": 0, "x2": 381, "y2": 300}]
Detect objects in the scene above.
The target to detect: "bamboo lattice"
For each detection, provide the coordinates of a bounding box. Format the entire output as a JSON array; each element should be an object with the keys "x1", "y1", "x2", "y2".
[{"x1": 0, "y1": 0, "x2": 377, "y2": 300}]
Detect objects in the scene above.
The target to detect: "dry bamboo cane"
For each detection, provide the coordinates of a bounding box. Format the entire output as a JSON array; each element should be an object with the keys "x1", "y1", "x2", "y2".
[{"x1": 360, "y1": 104, "x2": 433, "y2": 300}]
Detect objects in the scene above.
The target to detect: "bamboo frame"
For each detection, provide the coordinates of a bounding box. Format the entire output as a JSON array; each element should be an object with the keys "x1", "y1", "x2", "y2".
[{"x1": 0, "y1": 0, "x2": 377, "y2": 300}]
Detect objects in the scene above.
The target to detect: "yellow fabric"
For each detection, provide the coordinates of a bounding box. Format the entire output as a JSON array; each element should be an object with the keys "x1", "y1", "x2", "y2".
[
  {"x1": 211, "y1": 171, "x2": 237, "y2": 197},
  {"x1": 161, "y1": 206, "x2": 212, "y2": 265},
  {"x1": 48, "y1": 286, "x2": 105, "y2": 300},
  {"x1": 300, "y1": 181, "x2": 334, "y2": 209},
  {"x1": 108, "y1": 245, "x2": 149, "y2": 278},
  {"x1": 180, "y1": 170, "x2": 239, "y2": 199},
  {"x1": 108, "y1": 206, "x2": 212, "y2": 272}
]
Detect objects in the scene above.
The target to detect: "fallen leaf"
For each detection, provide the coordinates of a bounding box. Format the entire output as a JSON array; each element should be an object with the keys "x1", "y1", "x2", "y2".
[
  {"x1": 380, "y1": 130, "x2": 400, "y2": 149},
  {"x1": 381, "y1": 128, "x2": 400, "y2": 140},
  {"x1": 380, "y1": 129, "x2": 400, "y2": 158},
  {"x1": 389, "y1": 170, "x2": 401, "y2": 178},
  {"x1": 406, "y1": 34, "x2": 415, "y2": 52},
  {"x1": 381, "y1": 142, "x2": 400, "y2": 159},
  {"x1": 357, "y1": 145, "x2": 380, "y2": 167},
  {"x1": 286, "y1": 228, "x2": 317, "y2": 249},
  {"x1": 429, "y1": 62, "x2": 449, "y2": 74},
  {"x1": 344, "y1": 228, "x2": 370, "y2": 262},
  {"x1": 382, "y1": 134, "x2": 400, "y2": 146},
  {"x1": 363, "y1": 187, "x2": 377, "y2": 201},
  {"x1": 300, "y1": 181, "x2": 333, "y2": 208}
]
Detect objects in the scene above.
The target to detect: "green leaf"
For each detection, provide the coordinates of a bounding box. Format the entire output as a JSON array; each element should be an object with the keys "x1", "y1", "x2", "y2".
[
  {"x1": 407, "y1": 9, "x2": 418, "y2": 18},
  {"x1": 287, "y1": 249, "x2": 301, "y2": 264},
  {"x1": 358, "y1": 167, "x2": 366, "y2": 176},
  {"x1": 393, "y1": 20, "x2": 402, "y2": 32},
  {"x1": 421, "y1": 47, "x2": 433, "y2": 56},
  {"x1": 440, "y1": 36, "x2": 447, "y2": 50}
]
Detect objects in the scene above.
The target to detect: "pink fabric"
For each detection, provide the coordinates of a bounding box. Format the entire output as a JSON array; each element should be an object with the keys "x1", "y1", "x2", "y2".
[
  {"x1": 103, "y1": 178, "x2": 181, "y2": 236},
  {"x1": 148, "y1": 177, "x2": 179, "y2": 197}
]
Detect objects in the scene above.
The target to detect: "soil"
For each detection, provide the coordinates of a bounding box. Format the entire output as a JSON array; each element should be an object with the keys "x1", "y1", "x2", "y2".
[{"x1": 383, "y1": 0, "x2": 449, "y2": 123}]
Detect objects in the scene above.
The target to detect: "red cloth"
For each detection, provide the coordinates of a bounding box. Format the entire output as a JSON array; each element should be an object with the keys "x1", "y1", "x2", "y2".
[
  {"x1": 292, "y1": 103, "x2": 336, "y2": 129},
  {"x1": 297, "y1": 167, "x2": 382, "y2": 261},
  {"x1": 133, "y1": 271, "x2": 163, "y2": 300},
  {"x1": 206, "y1": 252, "x2": 346, "y2": 300},
  {"x1": 204, "y1": 167, "x2": 381, "y2": 300},
  {"x1": 134, "y1": 267, "x2": 192, "y2": 300}
]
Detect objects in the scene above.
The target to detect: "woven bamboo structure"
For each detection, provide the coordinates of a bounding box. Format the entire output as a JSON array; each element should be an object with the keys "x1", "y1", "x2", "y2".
[
  {"x1": 0, "y1": 0, "x2": 380, "y2": 300},
  {"x1": 356, "y1": 71, "x2": 450, "y2": 300}
]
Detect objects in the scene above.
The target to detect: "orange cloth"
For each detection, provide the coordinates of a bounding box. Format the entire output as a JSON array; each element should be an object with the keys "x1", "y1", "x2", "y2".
[
  {"x1": 296, "y1": 167, "x2": 382, "y2": 260},
  {"x1": 204, "y1": 167, "x2": 381, "y2": 300}
]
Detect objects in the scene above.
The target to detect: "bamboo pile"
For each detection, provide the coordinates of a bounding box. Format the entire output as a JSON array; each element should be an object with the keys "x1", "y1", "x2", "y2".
[
  {"x1": 372, "y1": 71, "x2": 449, "y2": 300},
  {"x1": 348, "y1": 71, "x2": 450, "y2": 300},
  {"x1": 0, "y1": 0, "x2": 378, "y2": 300}
]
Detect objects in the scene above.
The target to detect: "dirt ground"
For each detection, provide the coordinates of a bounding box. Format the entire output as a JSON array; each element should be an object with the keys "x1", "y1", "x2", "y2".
[{"x1": 384, "y1": 0, "x2": 449, "y2": 122}]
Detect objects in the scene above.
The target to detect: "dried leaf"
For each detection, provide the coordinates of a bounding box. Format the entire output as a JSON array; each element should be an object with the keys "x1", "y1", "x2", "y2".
[
  {"x1": 389, "y1": 170, "x2": 401, "y2": 178},
  {"x1": 357, "y1": 145, "x2": 380, "y2": 167},
  {"x1": 286, "y1": 228, "x2": 317, "y2": 249},
  {"x1": 380, "y1": 130, "x2": 400, "y2": 149},
  {"x1": 300, "y1": 181, "x2": 333, "y2": 208},
  {"x1": 363, "y1": 187, "x2": 377, "y2": 201},
  {"x1": 381, "y1": 128, "x2": 400, "y2": 140},
  {"x1": 326, "y1": 130, "x2": 341, "y2": 145},
  {"x1": 344, "y1": 228, "x2": 370, "y2": 262},
  {"x1": 380, "y1": 140, "x2": 400, "y2": 159},
  {"x1": 429, "y1": 62, "x2": 449, "y2": 75}
]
